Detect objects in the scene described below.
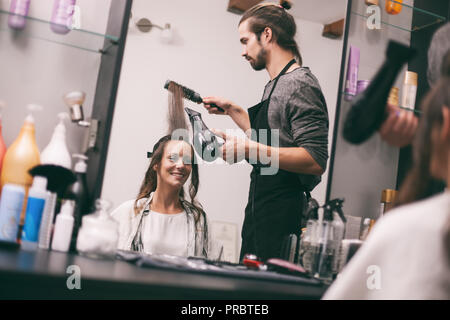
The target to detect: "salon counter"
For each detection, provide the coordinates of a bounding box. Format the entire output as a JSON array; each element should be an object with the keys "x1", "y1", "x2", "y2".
[{"x1": 0, "y1": 247, "x2": 327, "y2": 299}]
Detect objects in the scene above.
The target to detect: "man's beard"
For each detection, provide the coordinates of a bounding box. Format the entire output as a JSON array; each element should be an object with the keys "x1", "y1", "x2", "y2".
[{"x1": 249, "y1": 47, "x2": 267, "y2": 71}]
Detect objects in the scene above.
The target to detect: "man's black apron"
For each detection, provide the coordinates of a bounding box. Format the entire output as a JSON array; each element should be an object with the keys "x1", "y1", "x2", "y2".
[{"x1": 240, "y1": 59, "x2": 305, "y2": 261}]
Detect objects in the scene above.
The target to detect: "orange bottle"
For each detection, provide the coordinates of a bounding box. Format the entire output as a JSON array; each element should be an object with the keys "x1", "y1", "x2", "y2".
[
  {"x1": 0, "y1": 102, "x2": 6, "y2": 177},
  {"x1": 1, "y1": 104, "x2": 41, "y2": 226},
  {"x1": 386, "y1": 0, "x2": 403, "y2": 15}
]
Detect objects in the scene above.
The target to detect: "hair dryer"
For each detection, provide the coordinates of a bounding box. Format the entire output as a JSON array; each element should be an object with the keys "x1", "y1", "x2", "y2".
[
  {"x1": 185, "y1": 107, "x2": 224, "y2": 162},
  {"x1": 343, "y1": 40, "x2": 416, "y2": 144}
]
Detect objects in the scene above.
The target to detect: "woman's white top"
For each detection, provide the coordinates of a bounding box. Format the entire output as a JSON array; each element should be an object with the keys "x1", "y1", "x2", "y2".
[
  {"x1": 323, "y1": 191, "x2": 450, "y2": 300},
  {"x1": 141, "y1": 210, "x2": 188, "y2": 256},
  {"x1": 111, "y1": 199, "x2": 189, "y2": 256},
  {"x1": 110, "y1": 193, "x2": 223, "y2": 259}
]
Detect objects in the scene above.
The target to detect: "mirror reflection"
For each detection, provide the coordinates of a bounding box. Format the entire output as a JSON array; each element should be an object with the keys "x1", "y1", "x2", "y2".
[{"x1": 102, "y1": 0, "x2": 347, "y2": 264}]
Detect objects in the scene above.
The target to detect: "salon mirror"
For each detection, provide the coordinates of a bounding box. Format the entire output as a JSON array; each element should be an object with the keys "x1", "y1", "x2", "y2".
[{"x1": 101, "y1": 0, "x2": 348, "y2": 263}]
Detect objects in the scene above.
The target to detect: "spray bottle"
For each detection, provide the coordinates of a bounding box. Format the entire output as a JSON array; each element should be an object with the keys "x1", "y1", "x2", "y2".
[
  {"x1": 0, "y1": 101, "x2": 7, "y2": 178},
  {"x1": 312, "y1": 204, "x2": 336, "y2": 282},
  {"x1": 41, "y1": 112, "x2": 72, "y2": 169},
  {"x1": 1, "y1": 104, "x2": 41, "y2": 233},
  {"x1": 299, "y1": 200, "x2": 319, "y2": 273},
  {"x1": 329, "y1": 198, "x2": 346, "y2": 276}
]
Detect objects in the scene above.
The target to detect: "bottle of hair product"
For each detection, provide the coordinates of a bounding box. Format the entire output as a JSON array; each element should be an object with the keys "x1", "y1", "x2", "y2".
[
  {"x1": 21, "y1": 176, "x2": 48, "y2": 250},
  {"x1": 312, "y1": 205, "x2": 335, "y2": 282},
  {"x1": 0, "y1": 102, "x2": 7, "y2": 178},
  {"x1": 379, "y1": 189, "x2": 398, "y2": 217},
  {"x1": 50, "y1": 0, "x2": 76, "y2": 34},
  {"x1": 8, "y1": 0, "x2": 31, "y2": 30},
  {"x1": 1, "y1": 104, "x2": 41, "y2": 229},
  {"x1": 386, "y1": 0, "x2": 403, "y2": 15},
  {"x1": 65, "y1": 154, "x2": 90, "y2": 252},
  {"x1": 302, "y1": 206, "x2": 319, "y2": 274},
  {"x1": 41, "y1": 113, "x2": 72, "y2": 169},
  {"x1": 344, "y1": 46, "x2": 360, "y2": 100},
  {"x1": 331, "y1": 211, "x2": 345, "y2": 275},
  {"x1": 388, "y1": 87, "x2": 400, "y2": 106},
  {"x1": 401, "y1": 71, "x2": 418, "y2": 110},
  {"x1": 63, "y1": 91, "x2": 86, "y2": 123},
  {"x1": 0, "y1": 184, "x2": 25, "y2": 242},
  {"x1": 51, "y1": 200, "x2": 75, "y2": 252}
]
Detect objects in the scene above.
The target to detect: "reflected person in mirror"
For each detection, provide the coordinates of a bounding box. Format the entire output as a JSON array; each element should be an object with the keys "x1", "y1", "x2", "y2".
[
  {"x1": 379, "y1": 22, "x2": 450, "y2": 147},
  {"x1": 203, "y1": 0, "x2": 329, "y2": 261},
  {"x1": 111, "y1": 135, "x2": 222, "y2": 259}
]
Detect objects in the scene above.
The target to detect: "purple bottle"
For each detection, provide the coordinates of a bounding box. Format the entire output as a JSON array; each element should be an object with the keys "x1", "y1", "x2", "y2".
[
  {"x1": 8, "y1": 0, "x2": 31, "y2": 30},
  {"x1": 50, "y1": 0, "x2": 76, "y2": 34}
]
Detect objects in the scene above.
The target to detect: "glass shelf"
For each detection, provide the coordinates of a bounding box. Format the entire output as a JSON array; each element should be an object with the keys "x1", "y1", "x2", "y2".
[
  {"x1": 0, "y1": 9, "x2": 119, "y2": 54},
  {"x1": 351, "y1": 0, "x2": 447, "y2": 33}
]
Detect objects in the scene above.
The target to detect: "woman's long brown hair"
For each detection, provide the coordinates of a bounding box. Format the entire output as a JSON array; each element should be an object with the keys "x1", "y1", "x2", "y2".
[
  {"x1": 396, "y1": 77, "x2": 450, "y2": 206},
  {"x1": 396, "y1": 76, "x2": 450, "y2": 264},
  {"x1": 167, "y1": 82, "x2": 189, "y2": 134}
]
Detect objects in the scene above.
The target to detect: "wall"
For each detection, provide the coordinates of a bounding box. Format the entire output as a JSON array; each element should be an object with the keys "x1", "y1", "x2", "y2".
[
  {"x1": 0, "y1": 0, "x2": 111, "y2": 156},
  {"x1": 101, "y1": 0, "x2": 344, "y2": 262},
  {"x1": 328, "y1": 0, "x2": 414, "y2": 221}
]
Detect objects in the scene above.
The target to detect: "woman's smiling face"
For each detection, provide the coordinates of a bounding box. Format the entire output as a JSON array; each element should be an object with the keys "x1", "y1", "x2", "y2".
[{"x1": 154, "y1": 140, "x2": 193, "y2": 189}]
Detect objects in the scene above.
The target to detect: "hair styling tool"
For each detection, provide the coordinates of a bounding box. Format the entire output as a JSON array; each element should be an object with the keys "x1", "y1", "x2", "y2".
[
  {"x1": 185, "y1": 107, "x2": 224, "y2": 162},
  {"x1": 343, "y1": 40, "x2": 416, "y2": 144},
  {"x1": 164, "y1": 80, "x2": 225, "y2": 112}
]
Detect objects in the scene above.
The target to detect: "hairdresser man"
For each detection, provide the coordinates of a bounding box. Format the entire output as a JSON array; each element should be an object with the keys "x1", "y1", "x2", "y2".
[
  {"x1": 203, "y1": 1, "x2": 329, "y2": 261},
  {"x1": 379, "y1": 22, "x2": 450, "y2": 147}
]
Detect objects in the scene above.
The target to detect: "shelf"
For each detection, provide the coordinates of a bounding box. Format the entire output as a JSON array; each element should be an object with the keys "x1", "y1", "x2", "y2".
[
  {"x1": 351, "y1": 0, "x2": 447, "y2": 33},
  {"x1": 0, "y1": 9, "x2": 119, "y2": 54}
]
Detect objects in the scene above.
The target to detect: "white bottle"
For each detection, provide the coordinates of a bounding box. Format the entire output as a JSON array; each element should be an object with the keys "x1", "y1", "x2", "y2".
[
  {"x1": 51, "y1": 200, "x2": 75, "y2": 252},
  {"x1": 41, "y1": 113, "x2": 72, "y2": 169}
]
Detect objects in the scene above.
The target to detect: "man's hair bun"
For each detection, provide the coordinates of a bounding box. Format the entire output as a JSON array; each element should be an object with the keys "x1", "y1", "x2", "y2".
[{"x1": 280, "y1": 0, "x2": 292, "y2": 10}]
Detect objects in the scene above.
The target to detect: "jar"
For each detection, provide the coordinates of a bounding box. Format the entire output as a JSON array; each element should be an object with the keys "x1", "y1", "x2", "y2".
[
  {"x1": 386, "y1": 0, "x2": 403, "y2": 15},
  {"x1": 76, "y1": 199, "x2": 118, "y2": 259}
]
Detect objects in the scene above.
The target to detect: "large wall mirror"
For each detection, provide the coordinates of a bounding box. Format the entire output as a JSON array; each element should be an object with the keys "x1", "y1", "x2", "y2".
[
  {"x1": 101, "y1": 0, "x2": 348, "y2": 262},
  {"x1": 326, "y1": 0, "x2": 448, "y2": 235}
]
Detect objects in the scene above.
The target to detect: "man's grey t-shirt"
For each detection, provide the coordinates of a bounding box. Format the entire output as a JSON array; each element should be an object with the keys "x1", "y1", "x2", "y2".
[{"x1": 259, "y1": 66, "x2": 329, "y2": 191}]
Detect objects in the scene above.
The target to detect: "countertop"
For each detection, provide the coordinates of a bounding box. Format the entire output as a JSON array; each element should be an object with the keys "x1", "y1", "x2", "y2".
[{"x1": 0, "y1": 247, "x2": 327, "y2": 299}]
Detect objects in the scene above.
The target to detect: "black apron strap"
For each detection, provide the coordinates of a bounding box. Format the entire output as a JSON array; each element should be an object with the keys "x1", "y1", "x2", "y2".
[{"x1": 267, "y1": 59, "x2": 296, "y2": 101}]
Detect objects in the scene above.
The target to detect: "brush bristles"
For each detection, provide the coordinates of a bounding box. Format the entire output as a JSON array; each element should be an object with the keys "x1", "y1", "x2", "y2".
[{"x1": 164, "y1": 80, "x2": 203, "y2": 104}]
